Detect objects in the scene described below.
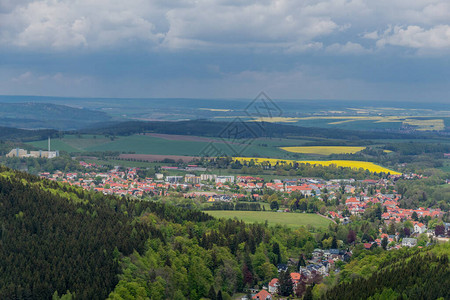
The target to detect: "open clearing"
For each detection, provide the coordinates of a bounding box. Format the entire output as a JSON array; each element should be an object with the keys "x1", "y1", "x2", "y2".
[
  {"x1": 280, "y1": 146, "x2": 366, "y2": 155},
  {"x1": 205, "y1": 211, "x2": 332, "y2": 229}
]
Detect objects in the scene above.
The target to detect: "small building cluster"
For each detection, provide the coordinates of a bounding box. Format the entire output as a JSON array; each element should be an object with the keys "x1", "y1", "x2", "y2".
[{"x1": 6, "y1": 148, "x2": 59, "y2": 159}]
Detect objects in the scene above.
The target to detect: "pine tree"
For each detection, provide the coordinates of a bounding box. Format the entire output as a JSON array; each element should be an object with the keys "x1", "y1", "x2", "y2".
[
  {"x1": 216, "y1": 290, "x2": 223, "y2": 300},
  {"x1": 272, "y1": 242, "x2": 281, "y2": 264},
  {"x1": 297, "y1": 255, "x2": 306, "y2": 270},
  {"x1": 278, "y1": 270, "x2": 293, "y2": 296},
  {"x1": 382, "y1": 236, "x2": 389, "y2": 250},
  {"x1": 208, "y1": 286, "x2": 216, "y2": 300},
  {"x1": 331, "y1": 236, "x2": 338, "y2": 249}
]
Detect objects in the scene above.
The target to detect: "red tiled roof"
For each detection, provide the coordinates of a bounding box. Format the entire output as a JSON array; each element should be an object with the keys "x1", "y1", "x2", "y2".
[
  {"x1": 252, "y1": 290, "x2": 271, "y2": 300},
  {"x1": 290, "y1": 272, "x2": 301, "y2": 281},
  {"x1": 269, "y1": 278, "x2": 279, "y2": 287}
]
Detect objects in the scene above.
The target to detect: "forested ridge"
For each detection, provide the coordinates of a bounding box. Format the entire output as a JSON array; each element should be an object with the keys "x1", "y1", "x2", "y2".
[
  {"x1": 0, "y1": 127, "x2": 57, "y2": 142},
  {"x1": 322, "y1": 244, "x2": 450, "y2": 300},
  {"x1": 0, "y1": 167, "x2": 211, "y2": 299}
]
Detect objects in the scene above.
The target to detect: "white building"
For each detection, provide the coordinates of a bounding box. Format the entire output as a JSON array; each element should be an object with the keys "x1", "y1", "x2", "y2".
[
  {"x1": 215, "y1": 176, "x2": 235, "y2": 184},
  {"x1": 6, "y1": 148, "x2": 59, "y2": 159},
  {"x1": 402, "y1": 238, "x2": 417, "y2": 247},
  {"x1": 201, "y1": 174, "x2": 217, "y2": 181},
  {"x1": 414, "y1": 223, "x2": 427, "y2": 234}
]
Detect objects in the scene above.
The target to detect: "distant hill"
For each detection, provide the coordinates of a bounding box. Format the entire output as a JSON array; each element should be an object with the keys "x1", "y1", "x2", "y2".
[
  {"x1": 79, "y1": 119, "x2": 431, "y2": 141},
  {"x1": 0, "y1": 102, "x2": 112, "y2": 130},
  {"x1": 0, "y1": 126, "x2": 57, "y2": 141},
  {"x1": 2, "y1": 96, "x2": 448, "y2": 132}
]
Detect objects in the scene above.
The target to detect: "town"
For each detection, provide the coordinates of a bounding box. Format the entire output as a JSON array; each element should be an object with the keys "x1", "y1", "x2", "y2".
[{"x1": 37, "y1": 159, "x2": 450, "y2": 299}]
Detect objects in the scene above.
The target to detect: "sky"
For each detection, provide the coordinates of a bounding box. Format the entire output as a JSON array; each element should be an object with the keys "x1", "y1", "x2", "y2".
[{"x1": 1, "y1": 0, "x2": 450, "y2": 102}]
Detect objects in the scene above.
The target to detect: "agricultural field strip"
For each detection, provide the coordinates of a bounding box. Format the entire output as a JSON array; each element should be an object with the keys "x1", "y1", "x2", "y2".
[
  {"x1": 233, "y1": 157, "x2": 402, "y2": 175},
  {"x1": 280, "y1": 146, "x2": 366, "y2": 155},
  {"x1": 215, "y1": 115, "x2": 446, "y2": 130}
]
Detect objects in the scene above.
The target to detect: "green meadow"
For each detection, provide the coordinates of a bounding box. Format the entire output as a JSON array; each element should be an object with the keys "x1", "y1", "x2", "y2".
[
  {"x1": 27, "y1": 134, "x2": 300, "y2": 158},
  {"x1": 205, "y1": 210, "x2": 332, "y2": 229}
]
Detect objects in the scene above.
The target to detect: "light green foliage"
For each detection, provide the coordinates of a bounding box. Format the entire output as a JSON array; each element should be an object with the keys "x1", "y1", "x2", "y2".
[
  {"x1": 205, "y1": 211, "x2": 332, "y2": 229},
  {"x1": 417, "y1": 233, "x2": 429, "y2": 246},
  {"x1": 52, "y1": 291, "x2": 75, "y2": 300},
  {"x1": 109, "y1": 210, "x2": 316, "y2": 300},
  {"x1": 367, "y1": 288, "x2": 401, "y2": 300}
]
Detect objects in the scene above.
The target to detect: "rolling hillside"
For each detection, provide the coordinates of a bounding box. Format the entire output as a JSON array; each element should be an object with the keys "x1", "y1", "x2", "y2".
[{"x1": 0, "y1": 102, "x2": 112, "y2": 130}]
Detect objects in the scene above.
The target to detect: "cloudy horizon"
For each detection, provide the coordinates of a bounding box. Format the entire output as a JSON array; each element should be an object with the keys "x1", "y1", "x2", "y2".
[{"x1": 1, "y1": 0, "x2": 450, "y2": 102}]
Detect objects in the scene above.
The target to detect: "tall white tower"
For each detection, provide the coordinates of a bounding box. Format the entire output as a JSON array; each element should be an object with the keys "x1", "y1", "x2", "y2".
[{"x1": 48, "y1": 137, "x2": 51, "y2": 152}]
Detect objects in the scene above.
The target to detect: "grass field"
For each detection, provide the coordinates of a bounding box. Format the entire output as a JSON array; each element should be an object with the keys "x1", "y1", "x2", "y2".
[
  {"x1": 81, "y1": 158, "x2": 164, "y2": 168},
  {"x1": 205, "y1": 211, "x2": 332, "y2": 229},
  {"x1": 28, "y1": 134, "x2": 293, "y2": 158},
  {"x1": 280, "y1": 146, "x2": 366, "y2": 155}
]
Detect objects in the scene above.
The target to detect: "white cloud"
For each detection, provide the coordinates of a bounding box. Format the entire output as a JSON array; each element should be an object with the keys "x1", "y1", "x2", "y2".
[
  {"x1": 0, "y1": 0, "x2": 346, "y2": 51},
  {"x1": 162, "y1": 0, "x2": 341, "y2": 51},
  {"x1": 326, "y1": 42, "x2": 371, "y2": 54},
  {"x1": 11, "y1": 71, "x2": 33, "y2": 82},
  {"x1": 0, "y1": 0, "x2": 165, "y2": 50},
  {"x1": 0, "y1": 69, "x2": 93, "y2": 96},
  {"x1": 375, "y1": 25, "x2": 450, "y2": 49},
  {"x1": 1, "y1": 0, "x2": 450, "y2": 54}
]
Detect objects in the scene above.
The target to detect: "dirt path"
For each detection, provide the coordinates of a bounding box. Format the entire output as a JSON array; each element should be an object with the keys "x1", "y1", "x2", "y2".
[{"x1": 316, "y1": 212, "x2": 336, "y2": 224}]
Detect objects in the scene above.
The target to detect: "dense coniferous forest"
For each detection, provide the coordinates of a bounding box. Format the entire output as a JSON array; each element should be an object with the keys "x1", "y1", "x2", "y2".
[
  {"x1": 0, "y1": 167, "x2": 211, "y2": 299},
  {"x1": 322, "y1": 244, "x2": 450, "y2": 299},
  {"x1": 0, "y1": 167, "x2": 148, "y2": 299}
]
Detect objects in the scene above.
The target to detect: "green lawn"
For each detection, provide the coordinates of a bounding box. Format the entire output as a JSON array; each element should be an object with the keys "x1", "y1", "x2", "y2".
[
  {"x1": 29, "y1": 138, "x2": 80, "y2": 152},
  {"x1": 205, "y1": 210, "x2": 332, "y2": 229},
  {"x1": 81, "y1": 158, "x2": 164, "y2": 169},
  {"x1": 27, "y1": 134, "x2": 296, "y2": 158}
]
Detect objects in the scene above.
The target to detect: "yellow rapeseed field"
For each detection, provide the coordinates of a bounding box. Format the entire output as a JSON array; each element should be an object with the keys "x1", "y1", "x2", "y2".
[
  {"x1": 280, "y1": 146, "x2": 366, "y2": 155},
  {"x1": 233, "y1": 157, "x2": 401, "y2": 175}
]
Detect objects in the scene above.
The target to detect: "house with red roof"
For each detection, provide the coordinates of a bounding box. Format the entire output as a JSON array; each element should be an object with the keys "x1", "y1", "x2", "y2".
[
  {"x1": 290, "y1": 272, "x2": 301, "y2": 286},
  {"x1": 252, "y1": 290, "x2": 272, "y2": 300},
  {"x1": 414, "y1": 222, "x2": 427, "y2": 234},
  {"x1": 345, "y1": 197, "x2": 359, "y2": 205},
  {"x1": 268, "y1": 278, "x2": 279, "y2": 294},
  {"x1": 364, "y1": 243, "x2": 376, "y2": 250}
]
